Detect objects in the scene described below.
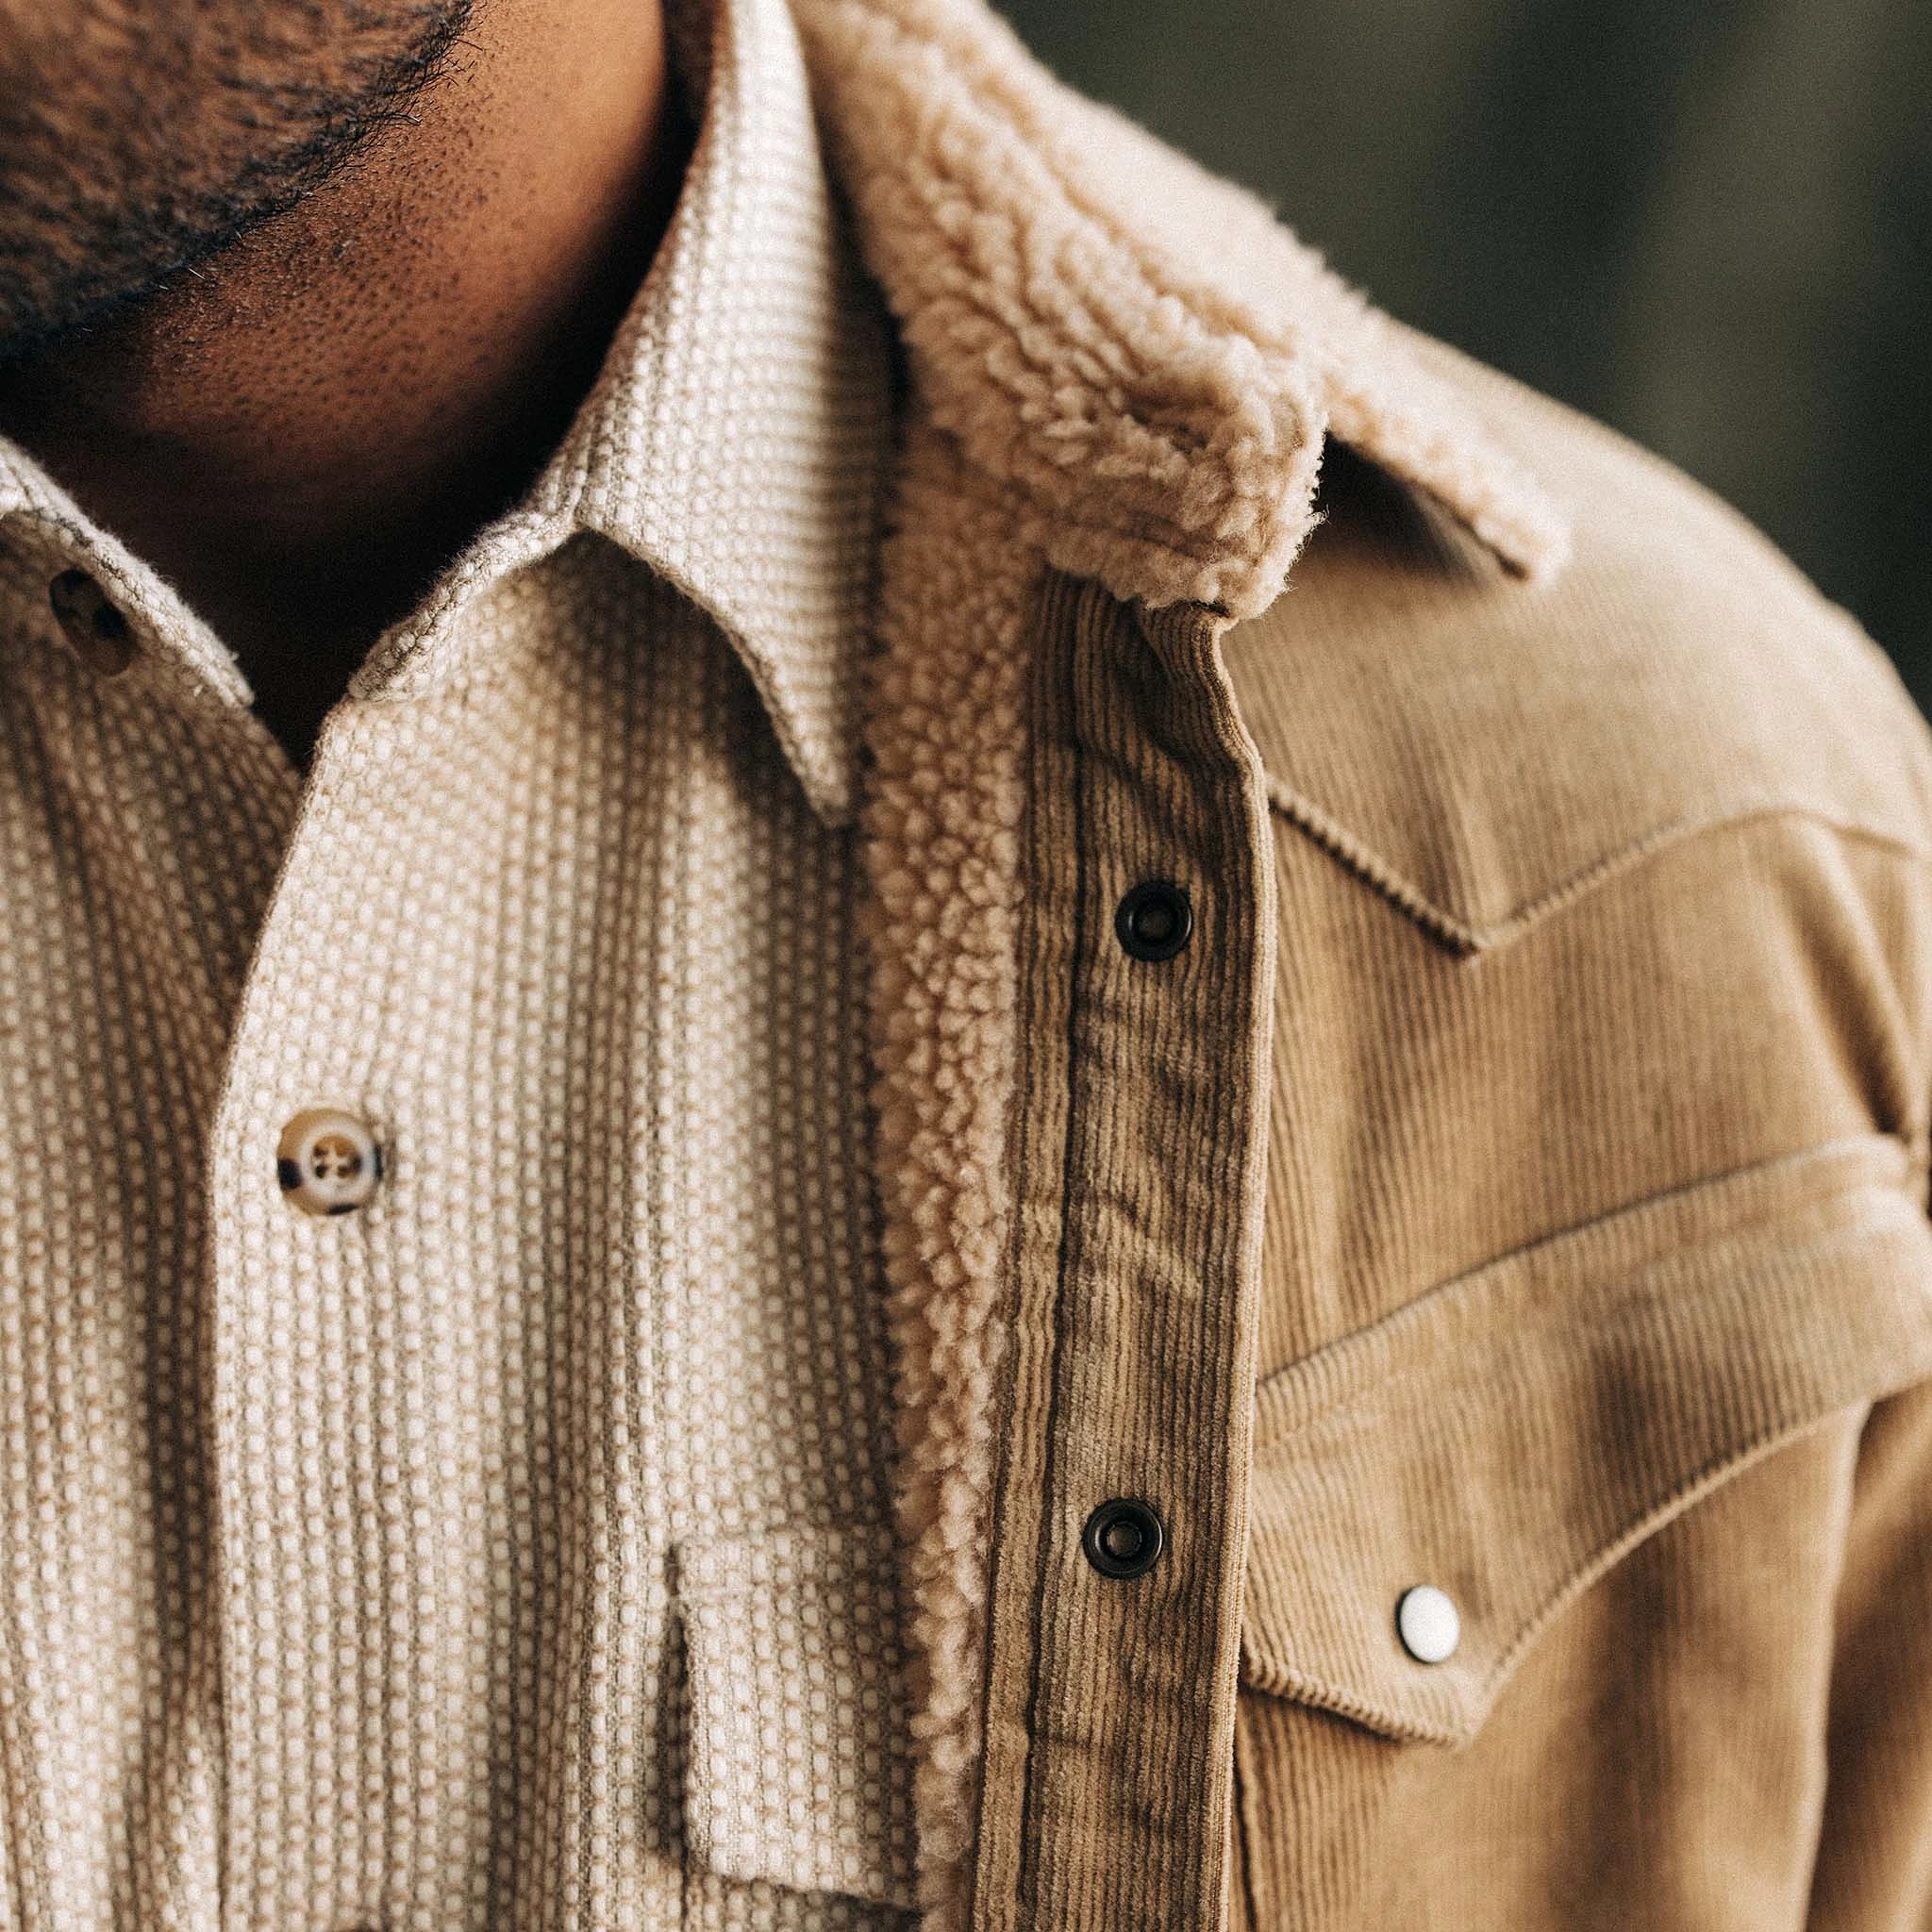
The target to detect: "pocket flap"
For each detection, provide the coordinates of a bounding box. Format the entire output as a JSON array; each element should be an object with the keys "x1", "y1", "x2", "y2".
[
  {"x1": 1241, "y1": 1136, "x2": 1932, "y2": 1745},
  {"x1": 678, "y1": 1524, "x2": 919, "y2": 1908}
]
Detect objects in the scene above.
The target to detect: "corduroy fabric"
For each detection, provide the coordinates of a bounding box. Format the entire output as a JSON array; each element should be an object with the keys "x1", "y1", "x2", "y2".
[
  {"x1": 801, "y1": 6, "x2": 1932, "y2": 1918},
  {"x1": 968, "y1": 584, "x2": 1275, "y2": 1931}
]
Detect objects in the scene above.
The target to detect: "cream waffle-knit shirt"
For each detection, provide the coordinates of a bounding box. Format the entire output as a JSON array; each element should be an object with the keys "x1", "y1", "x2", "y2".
[{"x1": 0, "y1": 0, "x2": 920, "y2": 1922}]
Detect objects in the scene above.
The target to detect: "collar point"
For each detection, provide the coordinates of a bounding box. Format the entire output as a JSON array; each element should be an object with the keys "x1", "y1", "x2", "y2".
[{"x1": 797, "y1": 751, "x2": 863, "y2": 830}]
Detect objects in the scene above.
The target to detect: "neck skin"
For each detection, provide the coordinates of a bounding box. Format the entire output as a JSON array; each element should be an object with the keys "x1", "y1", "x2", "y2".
[{"x1": 0, "y1": 0, "x2": 691, "y2": 769}]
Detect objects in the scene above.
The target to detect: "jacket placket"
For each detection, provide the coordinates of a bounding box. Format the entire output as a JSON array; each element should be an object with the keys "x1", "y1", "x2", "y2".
[{"x1": 969, "y1": 578, "x2": 1281, "y2": 1930}]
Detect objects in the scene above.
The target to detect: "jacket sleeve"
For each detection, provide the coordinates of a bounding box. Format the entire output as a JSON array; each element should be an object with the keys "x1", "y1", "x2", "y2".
[{"x1": 1806, "y1": 1373, "x2": 1932, "y2": 1929}]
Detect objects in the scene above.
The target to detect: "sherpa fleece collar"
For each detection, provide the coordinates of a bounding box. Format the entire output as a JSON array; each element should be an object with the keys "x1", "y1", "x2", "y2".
[{"x1": 790, "y1": 0, "x2": 1572, "y2": 625}]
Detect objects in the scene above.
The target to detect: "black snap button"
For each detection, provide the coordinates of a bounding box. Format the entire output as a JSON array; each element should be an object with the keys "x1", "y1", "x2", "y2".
[
  {"x1": 1082, "y1": 1498, "x2": 1165, "y2": 1580},
  {"x1": 47, "y1": 568, "x2": 137, "y2": 678},
  {"x1": 1115, "y1": 880, "x2": 1191, "y2": 961}
]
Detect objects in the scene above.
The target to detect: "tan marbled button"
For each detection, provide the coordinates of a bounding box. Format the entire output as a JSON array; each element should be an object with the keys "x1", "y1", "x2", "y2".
[
  {"x1": 276, "y1": 1108, "x2": 383, "y2": 1216},
  {"x1": 47, "y1": 568, "x2": 137, "y2": 678}
]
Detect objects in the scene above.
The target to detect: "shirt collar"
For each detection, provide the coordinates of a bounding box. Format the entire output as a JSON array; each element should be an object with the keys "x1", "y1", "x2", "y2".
[
  {"x1": 787, "y1": 0, "x2": 1570, "y2": 621},
  {"x1": 0, "y1": 0, "x2": 891, "y2": 827},
  {"x1": 553, "y1": 0, "x2": 893, "y2": 824}
]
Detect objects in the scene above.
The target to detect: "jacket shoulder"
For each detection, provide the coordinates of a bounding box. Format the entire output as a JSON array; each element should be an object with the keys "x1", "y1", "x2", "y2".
[{"x1": 1223, "y1": 327, "x2": 1932, "y2": 951}]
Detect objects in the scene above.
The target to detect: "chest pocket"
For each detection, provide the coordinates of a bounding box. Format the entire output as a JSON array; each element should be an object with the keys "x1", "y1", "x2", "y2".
[
  {"x1": 677, "y1": 1524, "x2": 920, "y2": 1908},
  {"x1": 1238, "y1": 1134, "x2": 1932, "y2": 1743}
]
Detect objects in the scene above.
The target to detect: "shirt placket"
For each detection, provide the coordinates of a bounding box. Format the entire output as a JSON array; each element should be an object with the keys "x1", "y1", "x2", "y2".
[
  {"x1": 199, "y1": 698, "x2": 411, "y2": 1926},
  {"x1": 972, "y1": 578, "x2": 1279, "y2": 1930},
  {"x1": 200, "y1": 665, "x2": 634, "y2": 1931}
]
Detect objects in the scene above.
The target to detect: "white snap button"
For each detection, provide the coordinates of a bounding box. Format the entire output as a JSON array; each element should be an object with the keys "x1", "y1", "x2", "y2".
[
  {"x1": 1395, "y1": 1584, "x2": 1460, "y2": 1664},
  {"x1": 47, "y1": 569, "x2": 137, "y2": 678},
  {"x1": 276, "y1": 1108, "x2": 383, "y2": 1216}
]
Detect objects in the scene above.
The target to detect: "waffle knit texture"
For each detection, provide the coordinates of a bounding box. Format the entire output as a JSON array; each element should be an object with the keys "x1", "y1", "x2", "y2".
[{"x1": 0, "y1": 0, "x2": 924, "y2": 1922}]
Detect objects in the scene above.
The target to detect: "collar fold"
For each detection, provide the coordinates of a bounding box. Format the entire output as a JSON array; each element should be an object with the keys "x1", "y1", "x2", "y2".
[
  {"x1": 556, "y1": 0, "x2": 895, "y2": 825},
  {"x1": 789, "y1": 0, "x2": 1572, "y2": 623}
]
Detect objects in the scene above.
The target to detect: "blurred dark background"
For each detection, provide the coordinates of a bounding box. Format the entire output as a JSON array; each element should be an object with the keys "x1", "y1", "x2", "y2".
[{"x1": 993, "y1": 0, "x2": 1932, "y2": 709}]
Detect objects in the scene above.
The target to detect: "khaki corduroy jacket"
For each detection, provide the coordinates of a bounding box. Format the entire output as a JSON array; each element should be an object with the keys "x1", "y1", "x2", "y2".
[{"x1": 791, "y1": 1, "x2": 1932, "y2": 1928}]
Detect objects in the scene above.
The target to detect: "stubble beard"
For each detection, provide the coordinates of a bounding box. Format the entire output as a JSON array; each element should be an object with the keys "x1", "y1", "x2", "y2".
[{"x1": 0, "y1": 0, "x2": 475, "y2": 367}]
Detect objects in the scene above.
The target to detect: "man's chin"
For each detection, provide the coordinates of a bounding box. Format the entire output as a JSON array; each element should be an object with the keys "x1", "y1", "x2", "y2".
[
  {"x1": 0, "y1": 236, "x2": 221, "y2": 375},
  {"x1": 0, "y1": 0, "x2": 476, "y2": 375}
]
